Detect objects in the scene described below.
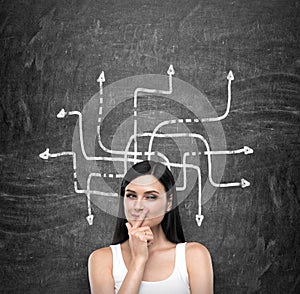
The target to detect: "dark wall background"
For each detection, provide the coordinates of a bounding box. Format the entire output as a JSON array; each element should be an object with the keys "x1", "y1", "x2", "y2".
[{"x1": 0, "y1": 0, "x2": 299, "y2": 293}]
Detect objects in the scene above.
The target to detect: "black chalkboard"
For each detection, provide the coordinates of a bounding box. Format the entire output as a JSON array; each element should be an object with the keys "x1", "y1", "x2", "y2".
[{"x1": 0, "y1": 0, "x2": 299, "y2": 293}]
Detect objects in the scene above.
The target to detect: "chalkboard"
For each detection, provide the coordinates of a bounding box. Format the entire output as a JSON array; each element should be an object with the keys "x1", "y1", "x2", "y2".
[{"x1": 0, "y1": 0, "x2": 299, "y2": 293}]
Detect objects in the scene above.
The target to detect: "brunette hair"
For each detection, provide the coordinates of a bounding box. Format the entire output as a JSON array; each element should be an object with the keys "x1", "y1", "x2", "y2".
[{"x1": 112, "y1": 160, "x2": 185, "y2": 244}]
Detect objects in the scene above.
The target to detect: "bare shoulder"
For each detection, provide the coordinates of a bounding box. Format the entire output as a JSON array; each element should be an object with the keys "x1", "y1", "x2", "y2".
[
  {"x1": 185, "y1": 242, "x2": 214, "y2": 293},
  {"x1": 88, "y1": 246, "x2": 115, "y2": 293},
  {"x1": 88, "y1": 246, "x2": 113, "y2": 270},
  {"x1": 186, "y1": 242, "x2": 211, "y2": 255},
  {"x1": 185, "y1": 242, "x2": 212, "y2": 267}
]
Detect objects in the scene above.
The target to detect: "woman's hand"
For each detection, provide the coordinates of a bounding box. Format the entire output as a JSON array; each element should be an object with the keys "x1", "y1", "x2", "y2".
[
  {"x1": 125, "y1": 208, "x2": 154, "y2": 265},
  {"x1": 117, "y1": 210, "x2": 153, "y2": 294}
]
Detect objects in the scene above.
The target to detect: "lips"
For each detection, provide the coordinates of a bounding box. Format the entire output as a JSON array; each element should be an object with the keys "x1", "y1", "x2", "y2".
[{"x1": 131, "y1": 214, "x2": 142, "y2": 220}]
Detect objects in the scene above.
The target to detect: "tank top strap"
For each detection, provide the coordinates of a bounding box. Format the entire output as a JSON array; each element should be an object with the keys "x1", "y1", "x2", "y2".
[
  {"x1": 110, "y1": 244, "x2": 127, "y2": 282},
  {"x1": 174, "y1": 242, "x2": 189, "y2": 281}
]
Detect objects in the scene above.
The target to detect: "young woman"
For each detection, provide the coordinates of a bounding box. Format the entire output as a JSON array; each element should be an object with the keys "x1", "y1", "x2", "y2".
[{"x1": 88, "y1": 160, "x2": 213, "y2": 294}]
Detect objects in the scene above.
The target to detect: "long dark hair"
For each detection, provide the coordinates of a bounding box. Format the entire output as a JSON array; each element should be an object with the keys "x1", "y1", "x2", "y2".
[{"x1": 112, "y1": 160, "x2": 185, "y2": 244}]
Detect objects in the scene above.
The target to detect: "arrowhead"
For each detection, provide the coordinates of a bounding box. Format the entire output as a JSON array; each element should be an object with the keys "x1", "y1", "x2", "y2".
[
  {"x1": 167, "y1": 64, "x2": 175, "y2": 75},
  {"x1": 86, "y1": 214, "x2": 94, "y2": 225},
  {"x1": 227, "y1": 70, "x2": 234, "y2": 81},
  {"x1": 57, "y1": 108, "x2": 66, "y2": 118},
  {"x1": 244, "y1": 146, "x2": 254, "y2": 155},
  {"x1": 195, "y1": 214, "x2": 204, "y2": 227},
  {"x1": 39, "y1": 148, "x2": 50, "y2": 160},
  {"x1": 97, "y1": 71, "x2": 105, "y2": 82},
  {"x1": 241, "y1": 178, "x2": 250, "y2": 188}
]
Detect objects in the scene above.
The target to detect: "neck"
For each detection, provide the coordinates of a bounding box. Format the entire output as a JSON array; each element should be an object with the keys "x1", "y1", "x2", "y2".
[{"x1": 147, "y1": 224, "x2": 172, "y2": 252}]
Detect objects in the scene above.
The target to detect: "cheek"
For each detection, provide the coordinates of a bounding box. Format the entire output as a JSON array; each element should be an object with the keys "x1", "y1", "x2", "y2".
[
  {"x1": 123, "y1": 199, "x2": 131, "y2": 215},
  {"x1": 147, "y1": 202, "x2": 168, "y2": 218},
  {"x1": 124, "y1": 199, "x2": 167, "y2": 218}
]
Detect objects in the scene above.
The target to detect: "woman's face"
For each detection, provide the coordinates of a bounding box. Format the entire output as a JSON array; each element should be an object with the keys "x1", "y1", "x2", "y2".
[{"x1": 124, "y1": 175, "x2": 172, "y2": 228}]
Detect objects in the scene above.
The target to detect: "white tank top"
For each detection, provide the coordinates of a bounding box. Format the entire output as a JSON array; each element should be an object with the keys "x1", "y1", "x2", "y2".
[{"x1": 110, "y1": 242, "x2": 190, "y2": 294}]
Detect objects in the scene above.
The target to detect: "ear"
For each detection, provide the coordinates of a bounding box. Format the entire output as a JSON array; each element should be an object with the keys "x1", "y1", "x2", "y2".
[{"x1": 166, "y1": 194, "x2": 173, "y2": 212}]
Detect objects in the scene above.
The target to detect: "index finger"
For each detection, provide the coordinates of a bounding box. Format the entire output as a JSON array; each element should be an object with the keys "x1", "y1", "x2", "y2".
[{"x1": 132, "y1": 208, "x2": 149, "y2": 228}]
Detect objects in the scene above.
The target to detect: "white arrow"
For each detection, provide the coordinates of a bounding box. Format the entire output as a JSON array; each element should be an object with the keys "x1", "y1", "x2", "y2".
[
  {"x1": 39, "y1": 148, "x2": 97, "y2": 225},
  {"x1": 86, "y1": 214, "x2": 94, "y2": 225},
  {"x1": 39, "y1": 149, "x2": 74, "y2": 159},
  {"x1": 204, "y1": 146, "x2": 254, "y2": 155},
  {"x1": 244, "y1": 146, "x2": 254, "y2": 155},
  {"x1": 167, "y1": 64, "x2": 175, "y2": 75},
  {"x1": 39, "y1": 148, "x2": 50, "y2": 160},
  {"x1": 202, "y1": 70, "x2": 234, "y2": 122},
  {"x1": 97, "y1": 71, "x2": 105, "y2": 95},
  {"x1": 196, "y1": 214, "x2": 204, "y2": 227},
  {"x1": 97, "y1": 71, "x2": 105, "y2": 83},
  {"x1": 241, "y1": 178, "x2": 250, "y2": 188},
  {"x1": 57, "y1": 108, "x2": 67, "y2": 118},
  {"x1": 132, "y1": 65, "x2": 175, "y2": 163},
  {"x1": 227, "y1": 70, "x2": 234, "y2": 81}
]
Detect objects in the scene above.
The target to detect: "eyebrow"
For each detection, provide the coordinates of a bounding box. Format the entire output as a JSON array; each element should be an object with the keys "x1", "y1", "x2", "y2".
[{"x1": 125, "y1": 189, "x2": 160, "y2": 195}]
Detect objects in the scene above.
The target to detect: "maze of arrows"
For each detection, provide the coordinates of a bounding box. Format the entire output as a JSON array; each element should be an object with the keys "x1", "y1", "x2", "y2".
[{"x1": 39, "y1": 65, "x2": 253, "y2": 226}]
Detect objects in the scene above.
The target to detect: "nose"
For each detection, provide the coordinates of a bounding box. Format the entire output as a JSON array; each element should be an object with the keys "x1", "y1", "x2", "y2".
[{"x1": 133, "y1": 199, "x2": 144, "y2": 211}]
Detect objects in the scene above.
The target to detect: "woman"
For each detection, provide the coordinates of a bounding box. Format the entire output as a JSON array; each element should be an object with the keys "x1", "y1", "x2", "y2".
[{"x1": 88, "y1": 160, "x2": 213, "y2": 293}]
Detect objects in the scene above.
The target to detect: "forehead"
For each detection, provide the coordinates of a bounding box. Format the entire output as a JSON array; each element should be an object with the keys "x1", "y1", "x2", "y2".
[{"x1": 126, "y1": 175, "x2": 165, "y2": 192}]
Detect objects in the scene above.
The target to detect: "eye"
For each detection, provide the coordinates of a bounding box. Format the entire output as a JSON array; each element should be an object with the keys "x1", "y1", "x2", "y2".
[
  {"x1": 145, "y1": 195, "x2": 158, "y2": 200},
  {"x1": 125, "y1": 193, "x2": 136, "y2": 199}
]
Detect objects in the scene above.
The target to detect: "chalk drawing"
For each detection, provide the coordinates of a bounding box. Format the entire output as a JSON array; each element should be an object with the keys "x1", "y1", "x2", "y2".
[{"x1": 39, "y1": 65, "x2": 253, "y2": 226}]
